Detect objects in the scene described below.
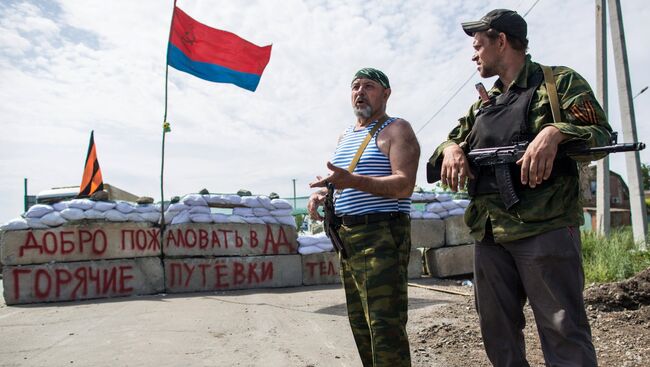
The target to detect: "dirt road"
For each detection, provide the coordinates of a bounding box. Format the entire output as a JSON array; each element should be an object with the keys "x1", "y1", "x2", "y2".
[{"x1": 0, "y1": 278, "x2": 464, "y2": 367}]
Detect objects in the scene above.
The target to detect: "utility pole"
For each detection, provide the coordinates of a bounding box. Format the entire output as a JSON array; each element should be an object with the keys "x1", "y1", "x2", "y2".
[
  {"x1": 608, "y1": 0, "x2": 648, "y2": 248},
  {"x1": 595, "y1": 0, "x2": 611, "y2": 236},
  {"x1": 292, "y1": 178, "x2": 297, "y2": 209}
]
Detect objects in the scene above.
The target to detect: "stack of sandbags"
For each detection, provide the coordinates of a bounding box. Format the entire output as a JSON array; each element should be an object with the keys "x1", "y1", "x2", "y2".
[
  {"x1": 409, "y1": 192, "x2": 469, "y2": 220},
  {"x1": 164, "y1": 194, "x2": 296, "y2": 227},
  {"x1": 0, "y1": 199, "x2": 161, "y2": 231},
  {"x1": 297, "y1": 233, "x2": 334, "y2": 254}
]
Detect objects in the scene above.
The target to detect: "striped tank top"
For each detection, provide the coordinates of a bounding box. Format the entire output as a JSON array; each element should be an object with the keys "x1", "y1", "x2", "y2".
[{"x1": 331, "y1": 117, "x2": 411, "y2": 215}]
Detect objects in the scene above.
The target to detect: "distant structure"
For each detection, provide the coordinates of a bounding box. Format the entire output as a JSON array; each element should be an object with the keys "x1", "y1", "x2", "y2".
[
  {"x1": 584, "y1": 166, "x2": 633, "y2": 228},
  {"x1": 33, "y1": 183, "x2": 138, "y2": 206}
]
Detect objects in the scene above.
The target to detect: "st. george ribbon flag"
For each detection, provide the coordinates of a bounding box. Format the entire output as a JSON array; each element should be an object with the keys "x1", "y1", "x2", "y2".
[
  {"x1": 167, "y1": 6, "x2": 272, "y2": 92},
  {"x1": 78, "y1": 130, "x2": 104, "y2": 198}
]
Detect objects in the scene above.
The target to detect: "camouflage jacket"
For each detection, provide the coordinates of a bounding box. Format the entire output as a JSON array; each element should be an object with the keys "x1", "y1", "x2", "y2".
[{"x1": 428, "y1": 55, "x2": 612, "y2": 242}]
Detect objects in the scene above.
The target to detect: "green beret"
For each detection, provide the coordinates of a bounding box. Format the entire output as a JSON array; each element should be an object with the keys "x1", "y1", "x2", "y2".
[{"x1": 352, "y1": 68, "x2": 390, "y2": 89}]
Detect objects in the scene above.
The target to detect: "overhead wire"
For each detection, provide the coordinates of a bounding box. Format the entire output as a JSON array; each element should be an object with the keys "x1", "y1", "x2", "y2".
[{"x1": 415, "y1": 0, "x2": 542, "y2": 135}]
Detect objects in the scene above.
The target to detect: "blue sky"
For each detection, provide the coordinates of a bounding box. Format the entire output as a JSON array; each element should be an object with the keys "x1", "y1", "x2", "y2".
[{"x1": 0, "y1": 0, "x2": 648, "y2": 224}]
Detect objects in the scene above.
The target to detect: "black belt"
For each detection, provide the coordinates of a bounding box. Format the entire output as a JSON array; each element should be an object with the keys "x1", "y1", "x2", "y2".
[{"x1": 340, "y1": 212, "x2": 408, "y2": 226}]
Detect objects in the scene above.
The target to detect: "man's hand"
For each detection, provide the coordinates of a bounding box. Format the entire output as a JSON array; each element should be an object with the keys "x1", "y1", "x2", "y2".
[
  {"x1": 307, "y1": 187, "x2": 327, "y2": 221},
  {"x1": 516, "y1": 126, "x2": 567, "y2": 188},
  {"x1": 308, "y1": 162, "x2": 356, "y2": 189},
  {"x1": 441, "y1": 144, "x2": 474, "y2": 192}
]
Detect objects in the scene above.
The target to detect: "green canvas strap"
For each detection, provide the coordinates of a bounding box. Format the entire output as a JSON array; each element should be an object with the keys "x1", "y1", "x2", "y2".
[
  {"x1": 347, "y1": 115, "x2": 390, "y2": 173},
  {"x1": 541, "y1": 64, "x2": 562, "y2": 123}
]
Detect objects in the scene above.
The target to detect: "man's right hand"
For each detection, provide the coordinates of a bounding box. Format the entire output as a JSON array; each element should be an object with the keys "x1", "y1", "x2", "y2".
[
  {"x1": 441, "y1": 144, "x2": 474, "y2": 192},
  {"x1": 307, "y1": 189, "x2": 327, "y2": 221}
]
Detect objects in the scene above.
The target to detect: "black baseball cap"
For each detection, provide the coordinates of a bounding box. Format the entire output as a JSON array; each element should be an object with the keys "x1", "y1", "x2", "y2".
[{"x1": 461, "y1": 9, "x2": 527, "y2": 40}]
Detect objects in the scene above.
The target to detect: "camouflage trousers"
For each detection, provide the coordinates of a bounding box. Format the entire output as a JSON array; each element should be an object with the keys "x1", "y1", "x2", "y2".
[{"x1": 338, "y1": 215, "x2": 411, "y2": 367}]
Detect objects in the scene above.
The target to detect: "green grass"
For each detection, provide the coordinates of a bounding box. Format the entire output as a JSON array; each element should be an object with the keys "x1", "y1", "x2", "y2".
[{"x1": 581, "y1": 227, "x2": 650, "y2": 283}]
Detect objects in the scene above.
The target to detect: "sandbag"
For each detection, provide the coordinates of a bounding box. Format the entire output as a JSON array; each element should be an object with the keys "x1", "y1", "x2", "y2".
[
  {"x1": 25, "y1": 217, "x2": 49, "y2": 229},
  {"x1": 84, "y1": 209, "x2": 106, "y2": 220},
  {"x1": 40, "y1": 212, "x2": 68, "y2": 227},
  {"x1": 68, "y1": 198, "x2": 95, "y2": 210},
  {"x1": 25, "y1": 204, "x2": 54, "y2": 218},
  {"x1": 60, "y1": 208, "x2": 85, "y2": 221},
  {"x1": 190, "y1": 213, "x2": 213, "y2": 223},
  {"x1": 270, "y1": 198, "x2": 292, "y2": 209},
  {"x1": 1, "y1": 217, "x2": 29, "y2": 230},
  {"x1": 105, "y1": 209, "x2": 128, "y2": 222},
  {"x1": 182, "y1": 194, "x2": 208, "y2": 206},
  {"x1": 94, "y1": 201, "x2": 116, "y2": 211}
]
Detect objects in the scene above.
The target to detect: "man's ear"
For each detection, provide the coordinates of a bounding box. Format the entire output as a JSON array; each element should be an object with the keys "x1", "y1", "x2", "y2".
[
  {"x1": 384, "y1": 88, "x2": 391, "y2": 100},
  {"x1": 498, "y1": 32, "x2": 508, "y2": 51}
]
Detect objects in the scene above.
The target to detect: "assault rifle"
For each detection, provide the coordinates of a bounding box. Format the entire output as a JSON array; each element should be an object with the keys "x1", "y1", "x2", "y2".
[
  {"x1": 427, "y1": 134, "x2": 645, "y2": 210},
  {"x1": 323, "y1": 182, "x2": 347, "y2": 259}
]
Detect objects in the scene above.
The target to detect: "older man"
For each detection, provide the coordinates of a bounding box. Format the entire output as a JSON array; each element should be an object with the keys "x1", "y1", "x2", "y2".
[
  {"x1": 308, "y1": 68, "x2": 420, "y2": 367},
  {"x1": 428, "y1": 9, "x2": 612, "y2": 367}
]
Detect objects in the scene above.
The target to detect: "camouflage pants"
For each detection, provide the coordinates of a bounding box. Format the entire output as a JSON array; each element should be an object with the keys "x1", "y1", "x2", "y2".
[{"x1": 338, "y1": 215, "x2": 411, "y2": 367}]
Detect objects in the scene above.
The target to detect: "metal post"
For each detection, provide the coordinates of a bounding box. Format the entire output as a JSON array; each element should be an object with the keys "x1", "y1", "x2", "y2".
[
  {"x1": 595, "y1": 0, "x2": 611, "y2": 236},
  {"x1": 292, "y1": 179, "x2": 297, "y2": 209},
  {"x1": 24, "y1": 178, "x2": 28, "y2": 212},
  {"x1": 608, "y1": 0, "x2": 648, "y2": 248}
]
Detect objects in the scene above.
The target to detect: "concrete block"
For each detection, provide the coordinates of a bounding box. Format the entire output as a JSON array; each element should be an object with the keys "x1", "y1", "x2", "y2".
[
  {"x1": 2, "y1": 257, "x2": 164, "y2": 305},
  {"x1": 164, "y1": 255, "x2": 302, "y2": 293},
  {"x1": 163, "y1": 223, "x2": 297, "y2": 257},
  {"x1": 444, "y1": 215, "x2": 474, "y2": 246},
  {"x1": 424, "y1": 244, "x2": 474, "y2": 278},
  {"x1": 410, "y1": 219, "x2": 445, "y2": 248},
  {"x1": 302, "y1": 252, "x2": 340, "y2": 285},
  {"x1": 1, "y1": 223, "x2": 160, "y2": 266},
  {"x1": 408, "y1": 248, "x2": 423, "y2": 279}
]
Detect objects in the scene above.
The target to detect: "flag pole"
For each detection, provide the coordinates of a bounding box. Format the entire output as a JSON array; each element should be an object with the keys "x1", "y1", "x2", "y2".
[{"x1": 161, "y1": 0, "x2": 177, "y2": 239}]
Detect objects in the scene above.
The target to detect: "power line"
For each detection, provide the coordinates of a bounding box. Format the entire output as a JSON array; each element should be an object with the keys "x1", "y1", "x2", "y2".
[{"x1": 415, "y1": 0, "x2": 541, "y2": 135}]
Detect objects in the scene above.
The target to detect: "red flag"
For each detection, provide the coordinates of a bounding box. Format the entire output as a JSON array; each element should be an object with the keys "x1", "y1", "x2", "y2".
[
  {"x1": 167, "y1": 6, "x2": 272, "y2": 91},
  {"x1": 78, "y1": 131, "x2": 104, "y2": 197}
]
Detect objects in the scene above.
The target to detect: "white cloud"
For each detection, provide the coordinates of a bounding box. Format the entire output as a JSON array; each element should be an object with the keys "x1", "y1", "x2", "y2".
[{"x1": 0, "y1": 0, "x2": 648, "y2": 224}]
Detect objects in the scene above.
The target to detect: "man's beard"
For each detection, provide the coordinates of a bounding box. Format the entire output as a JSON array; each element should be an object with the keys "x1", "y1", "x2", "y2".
[{"x1": 353, "y1": 104, "x2": 372, "y2": 118}]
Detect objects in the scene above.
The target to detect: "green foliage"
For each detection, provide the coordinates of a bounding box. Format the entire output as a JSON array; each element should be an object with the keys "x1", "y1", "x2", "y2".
[
  {"x1": 581, "y1": 227, "x2": 650, "y2": 283},
  {"x1": 294, "y1": 214, "x2": 306, "y2": 231}
]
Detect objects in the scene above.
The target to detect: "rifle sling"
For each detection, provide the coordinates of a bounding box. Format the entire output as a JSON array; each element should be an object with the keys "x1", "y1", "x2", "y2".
[{"x1": 541, "y1": 65, "x2": 562, "y2": 123}]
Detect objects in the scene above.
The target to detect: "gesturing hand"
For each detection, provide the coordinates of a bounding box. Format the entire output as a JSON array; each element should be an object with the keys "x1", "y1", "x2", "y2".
[{"x1": 309, "y1": 162, "x2": 354, "y2": 189}]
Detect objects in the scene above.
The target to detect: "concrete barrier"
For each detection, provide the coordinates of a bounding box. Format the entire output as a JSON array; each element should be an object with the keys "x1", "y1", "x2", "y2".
[
  {"x1": 1, "y1": 223, "x2": 160, "y2": 266},
  {"x1": 164, "y1": 255, "x2": 302, "y2": 293},
  {"x1": 302, "y1": 252, "x2": 340, "y2": 285},
  {"x1": 424, "y1": 244, "x2": 474, "y2": 278},
  {"x1": 163, "y1": 223, "x2": 297, "y2": 257},
  {"x1": 410, "y1": 219, "x2": 445, "y2": 248},
  {"x1": 2, "y1": 257, "x2": 164, "y2": 305},
  {"x1": 408, "y1": 248, "x2": 423, "y2": 279},
  {"x1": 444, "y1": 216, "x2": 474, "y2": 246}
]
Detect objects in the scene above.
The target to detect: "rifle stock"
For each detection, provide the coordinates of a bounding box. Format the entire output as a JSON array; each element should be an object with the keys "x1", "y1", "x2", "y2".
[{"x1": 323, "y1": 183, "x2": 347, "y2": 259}]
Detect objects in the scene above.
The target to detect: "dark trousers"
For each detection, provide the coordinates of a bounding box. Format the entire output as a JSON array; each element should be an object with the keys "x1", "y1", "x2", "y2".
[{"x1": 474, "y1": 225, "x2": 597, "y2": 367}]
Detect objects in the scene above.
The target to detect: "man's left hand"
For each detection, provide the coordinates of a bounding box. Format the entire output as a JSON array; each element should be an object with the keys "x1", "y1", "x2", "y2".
[{"x1": 516, "y1": 126, "x2": 567, "y2": 188}]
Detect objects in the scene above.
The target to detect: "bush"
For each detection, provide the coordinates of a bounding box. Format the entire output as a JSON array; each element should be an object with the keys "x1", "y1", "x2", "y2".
[{"x1": 581, "y1": 227, "x2": 650, "y2": 283}]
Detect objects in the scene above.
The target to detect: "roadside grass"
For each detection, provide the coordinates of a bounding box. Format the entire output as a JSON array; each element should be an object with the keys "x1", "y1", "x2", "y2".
[{"x1": 581, "y1": 227, "x2": 650, "y2": 283}]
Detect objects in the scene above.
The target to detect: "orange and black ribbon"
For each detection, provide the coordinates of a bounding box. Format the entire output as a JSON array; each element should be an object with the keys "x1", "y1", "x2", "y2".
[{"x1": 78, "y1": 130, "x2": 104, "y2": 197}]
